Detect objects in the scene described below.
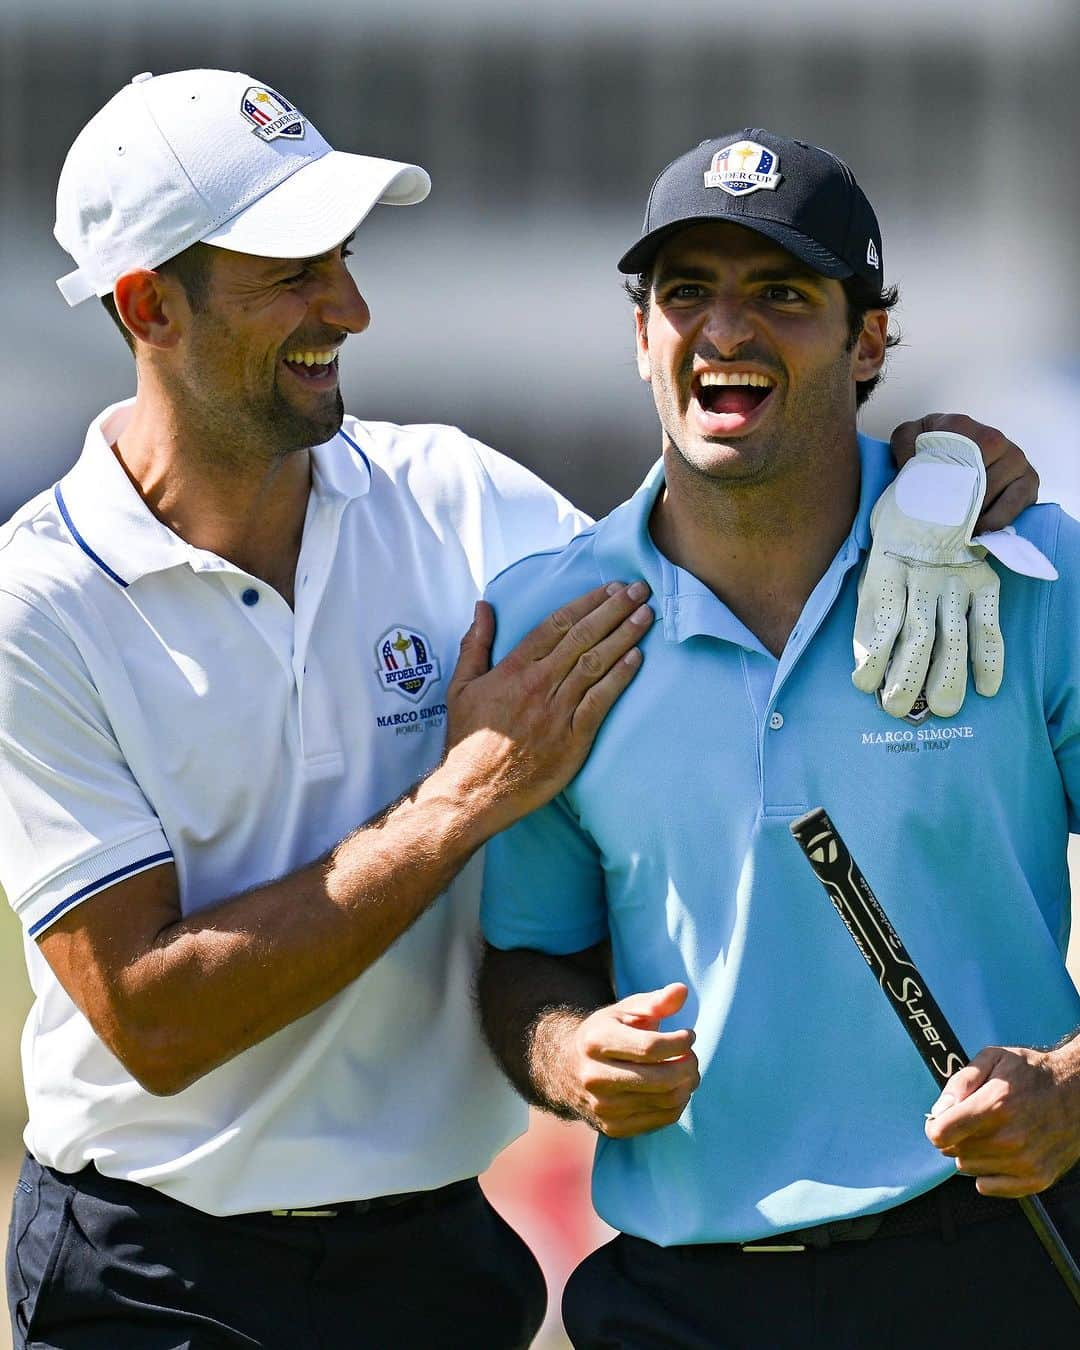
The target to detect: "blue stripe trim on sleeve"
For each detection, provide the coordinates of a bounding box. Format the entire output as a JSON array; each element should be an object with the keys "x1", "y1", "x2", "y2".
[
  {"x1": 27, "y1": 850, "x2": 174, "y2": 937},
  {"x1": 54, "y1": 485, "x2": 128, "y2": 588},
  {"x1": 337, "y1": 427, "x2": 372, "y2": 474}
]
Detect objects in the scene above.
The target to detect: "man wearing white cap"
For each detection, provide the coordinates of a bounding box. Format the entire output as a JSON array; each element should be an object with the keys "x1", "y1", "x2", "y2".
[
  {"x1": 2, "y1": 68, "x2": 657, "y2": 1349},
  {"x1": 0, "y1": 73, "x2": 1042, "y2": 1348}
]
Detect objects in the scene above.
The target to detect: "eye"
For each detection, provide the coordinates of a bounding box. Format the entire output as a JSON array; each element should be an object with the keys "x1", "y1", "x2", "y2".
[
  {"x1": 661, "y1": 282, "x2": 706, "y2": 303},
  {"x1": 761, "y1": 284, "x2": 804, "y2": 303},
  {"x1": 281, "y1": 268, "x2": 309, "y2": 286},
  {"x1": 341, "y1": 246, "x2": 354, "y2": 261}
]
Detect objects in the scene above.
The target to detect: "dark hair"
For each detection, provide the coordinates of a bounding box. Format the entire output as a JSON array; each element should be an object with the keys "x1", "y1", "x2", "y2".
[
  {"x1": 100, "y1": 242, "x2": 215, "y2": 353},
  {"x1": 623, "y1": 268, "x2": 901, "y2": 408},
  {"x1": 840, "y1": 274, "x2": 901, "y2": 406}
]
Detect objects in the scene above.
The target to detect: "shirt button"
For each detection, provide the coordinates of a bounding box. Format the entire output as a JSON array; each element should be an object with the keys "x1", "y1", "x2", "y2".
[
  {"x1": 769, "y1": 711, "x2": 785, "y2": 730},
  {"x1": 241, "y1": 587, "x2": 260, "y2": 607}
]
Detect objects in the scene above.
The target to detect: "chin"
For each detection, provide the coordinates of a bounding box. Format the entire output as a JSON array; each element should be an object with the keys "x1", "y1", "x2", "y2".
[{"x1": 273, "y1": 391, "x2": 345, "y2": 451}]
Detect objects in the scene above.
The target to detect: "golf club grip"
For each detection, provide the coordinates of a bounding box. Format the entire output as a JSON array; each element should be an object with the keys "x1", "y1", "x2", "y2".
[
  {"x1": 789, "y1": 807, "x2": 965, "y2": 1083},
  {"x1": 790, "y1": 806, "x2": 1080, "y2": 1308}
]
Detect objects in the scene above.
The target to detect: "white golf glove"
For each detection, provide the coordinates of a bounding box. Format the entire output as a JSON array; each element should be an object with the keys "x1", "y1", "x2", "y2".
[{"x1": 852, "y1": 431, "x2": 1056, "y2": 719}]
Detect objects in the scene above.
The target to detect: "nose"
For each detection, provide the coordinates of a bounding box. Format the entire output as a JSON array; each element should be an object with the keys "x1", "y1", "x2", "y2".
[
  {"x1": 319, "y1": 257, "x2": 371, "y2": 336},
  {"x1": 700, "y1": 298, "x2": 754, "y2": 356}
]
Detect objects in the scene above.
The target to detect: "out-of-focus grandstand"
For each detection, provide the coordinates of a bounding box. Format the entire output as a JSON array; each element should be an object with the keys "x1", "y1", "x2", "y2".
[{"x1": 1, "y1": 3, "x2": 1077, "y2": 1345}]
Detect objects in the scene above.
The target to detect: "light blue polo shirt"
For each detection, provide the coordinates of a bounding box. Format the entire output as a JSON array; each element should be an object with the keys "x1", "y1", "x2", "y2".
[{"x1": 481, "y1": 435, "x2": 1080, "y2": 1246}]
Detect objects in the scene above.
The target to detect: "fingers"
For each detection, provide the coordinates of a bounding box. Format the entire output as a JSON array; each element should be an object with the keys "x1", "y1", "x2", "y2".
[
  {"x1": 851, "y1": 556, "x2": 907, "y2": 693},
  {"x1": 889, "y1": 414, "x2": 993, "y2": 466},
  {"x1": 923, "y1": 1047, "x2": 1073, "y2": 1194},
  {"x1": 447, "y1": 602, "x2": 495, "y2": 691},
  {"x1": 923, "y1": 576, "x2": 968, "y2": 717},
  {"x1": 575, "y1": 1041, "x2": 700, "y2": 1137},
  {"x1": 892, "y1": 412, "x2": 1038, "y2": 532},
  {"x1": 887, "y1": 417, "x2": 924, "y2": 468},
  {"x1": 969, "y1": 574, "x2": 1004, "y2": 697},
  {"x1": 557, "y1": 602, "x2": 655, "y2": 737},
  {"x1": 615, "y1": 982, "x2": 690, "y2": 1027},
  {"x1": 442, "y1": 580, "x2": 654, "y2": 832},
  {"x1": 879, "y1": 576, "x2": 936, "y2": 717},
  {"x1": 977, "y1": 442, "x2": 1039, "y2": 534},
  {"x1": 512, "y1": 581, "x2": 651, "y2": 668},
  {"x1": 582, "y1": 986, "x2": 695, "y2": 1065},
  {"x1": 571, "y1": 988, "x2": 700, "y2": 1137}
]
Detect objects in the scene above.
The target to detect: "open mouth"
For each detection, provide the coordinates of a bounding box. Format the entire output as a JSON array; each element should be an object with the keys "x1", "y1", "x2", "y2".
[
  {"x1": 693, "y1": 370, "x2": 775, "y2": 423},
  {"x1": 282, "y1": 347, "x2": 341, "y2": 384}
]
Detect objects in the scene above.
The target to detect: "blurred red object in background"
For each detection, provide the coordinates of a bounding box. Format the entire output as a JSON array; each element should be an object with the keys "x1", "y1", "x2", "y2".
[{"x1": 482, "y1": 1109, "x2": 613, "y2": 1344}]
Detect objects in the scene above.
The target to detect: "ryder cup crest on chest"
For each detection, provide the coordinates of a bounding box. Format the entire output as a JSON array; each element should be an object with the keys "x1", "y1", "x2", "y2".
[
  {"x1": 375, "y1": 626, "x2": 442, "y2": 703},
  {"x1": 704, "y1": 141, "x2": 782, "y2": 196},
  {"x1": 240, "y1": 86, "x2": 305, "y2": 141}
]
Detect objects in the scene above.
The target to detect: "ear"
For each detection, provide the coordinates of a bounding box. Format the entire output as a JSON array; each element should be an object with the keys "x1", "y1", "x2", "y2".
[
  {"x1": 634, "y1": 306, "x2": 652, "y2": 383},
  {"x1": 112, "y1": 269, "x2": 187, "y2": 350},
  {"x1": 852, "y1": 309, "x2": 888, "y2": 383}
]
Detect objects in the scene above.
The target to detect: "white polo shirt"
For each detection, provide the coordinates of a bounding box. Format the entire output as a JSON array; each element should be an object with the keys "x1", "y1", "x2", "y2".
[{"x1": 0, "y1": 400, "x2": 588, "y2": 1216}]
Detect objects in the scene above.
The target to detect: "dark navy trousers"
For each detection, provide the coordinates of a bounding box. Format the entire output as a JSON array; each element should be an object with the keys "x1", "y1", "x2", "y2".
[
  {"x1": 7, "y1": 1154, "x2": 546, "y2": 1349},
  {"x1": 563, "y1": 1173, "x2": 1080, "y2": 1349}
]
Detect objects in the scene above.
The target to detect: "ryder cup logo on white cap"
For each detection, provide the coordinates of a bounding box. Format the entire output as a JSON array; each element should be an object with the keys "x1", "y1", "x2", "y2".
[
  {"x1": 240, "y1": 86, "x2": 305, "y2": 142},
  {"x1": 704, "y1": 140, "x2": 782, "y2": 197},
  {"x1": 54, "y1": 69, "x2": 430, "y2": 308}
]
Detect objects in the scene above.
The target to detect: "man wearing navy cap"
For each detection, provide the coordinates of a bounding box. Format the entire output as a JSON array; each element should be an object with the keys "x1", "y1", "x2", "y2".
[{"x1": 479, "y1": 129, "x2": 1080, "y2": 1346}]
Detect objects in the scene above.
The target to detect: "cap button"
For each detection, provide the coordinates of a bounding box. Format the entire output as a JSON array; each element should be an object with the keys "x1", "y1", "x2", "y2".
[{"x1": 131, "y1": 72, "x2": 154, "y2": 84}]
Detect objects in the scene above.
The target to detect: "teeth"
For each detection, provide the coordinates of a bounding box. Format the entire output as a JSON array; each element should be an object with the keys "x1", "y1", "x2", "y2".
[
  {"x1": 698, "y1": 371, "x2": 773, "y2": 388},
  {"x1": 284, "y1": 349, "x2": 338, "y2": 367}
]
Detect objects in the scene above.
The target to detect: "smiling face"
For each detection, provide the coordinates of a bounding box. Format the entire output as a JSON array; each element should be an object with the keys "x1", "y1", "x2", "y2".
[
  {"x1": 162, "y1": 236, "x2": 370, "y2": 462},
  {"x1": 635, "y1": 221, "x2": 886, "y2": 492}
]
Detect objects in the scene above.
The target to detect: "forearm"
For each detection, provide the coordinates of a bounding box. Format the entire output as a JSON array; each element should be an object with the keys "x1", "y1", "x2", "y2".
[
  {"x1": 43, "y1": 582, "x2": 653, "y2": 1094},
  {"x1": 477, "y1": 942, "x2": 614, "y2": 1117},
  {"x1": 117, "y1": 764, "x2": 497, "y2": 1093}
]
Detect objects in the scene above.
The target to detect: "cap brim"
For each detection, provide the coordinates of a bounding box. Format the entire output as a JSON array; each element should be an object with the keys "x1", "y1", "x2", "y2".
[
  {"x1": 202, "y1": 149, "x2": 431, "y2": 259},
  {"x1": 617, "y1": 214, "x2": 852, "y2": 279}
]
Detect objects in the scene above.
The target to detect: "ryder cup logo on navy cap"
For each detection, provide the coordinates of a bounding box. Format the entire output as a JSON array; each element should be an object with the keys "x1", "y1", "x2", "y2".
[
  {"x1": 617, "y1": 127, "x2": 883, "y2": 286},
  {"x1": 54, "y1": 69, "x2": 432, "y2": 307}
]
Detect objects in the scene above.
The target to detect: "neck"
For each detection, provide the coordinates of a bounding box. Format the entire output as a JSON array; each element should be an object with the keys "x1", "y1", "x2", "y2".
[
  {"x1": 114, "y1": 388, "x2": 313, "y2": 606},
  {"x1": 650, "y1": 435, "x2": 861, "y2": 657}
]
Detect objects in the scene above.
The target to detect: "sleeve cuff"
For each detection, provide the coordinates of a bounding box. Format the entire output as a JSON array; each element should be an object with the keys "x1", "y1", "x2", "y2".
[{"x1": 15, "y1": 829, "x2": 174, "y2": 937}]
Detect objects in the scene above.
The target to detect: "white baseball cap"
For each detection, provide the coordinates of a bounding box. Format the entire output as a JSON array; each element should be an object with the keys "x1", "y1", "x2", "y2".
[{"x1": 54, "y1": 69, "x2": 431, "y2": 306}]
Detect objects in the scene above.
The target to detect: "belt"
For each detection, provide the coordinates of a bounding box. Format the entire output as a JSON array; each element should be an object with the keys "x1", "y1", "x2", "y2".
[
  {"x1": 266, "y1": 1177, "x2": 476, "y2": 1219},
  {"x1": 739, "y1": 1169, "x2": 1080, "y2": 1254}
]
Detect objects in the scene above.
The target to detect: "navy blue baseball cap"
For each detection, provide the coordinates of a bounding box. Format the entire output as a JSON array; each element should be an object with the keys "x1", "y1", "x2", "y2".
[{"x1": 617, "y1": 128, "x2": 884, "y2": 286}]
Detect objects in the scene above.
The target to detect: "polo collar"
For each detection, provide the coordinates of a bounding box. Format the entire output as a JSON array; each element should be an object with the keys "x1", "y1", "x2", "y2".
[
  {"x1": 592, "y1": 434, "x2": 894, "y2": 647},
  {"x1": 55, "y1": 400, "x2": 373, "y2": 588}
]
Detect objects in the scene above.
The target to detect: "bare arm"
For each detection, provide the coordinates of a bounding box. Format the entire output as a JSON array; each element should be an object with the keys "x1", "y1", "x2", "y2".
[
  {"x1": 39, "y1": 584, "x2": 653, "y2": 1095},
  {"x1": 478, "y1": 941, "x2": 699, "y2": 1138}
]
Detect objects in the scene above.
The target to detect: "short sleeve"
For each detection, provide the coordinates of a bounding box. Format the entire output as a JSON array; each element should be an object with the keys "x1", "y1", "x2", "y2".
[
  {"x1": 467, "y1": 439, "x2": 592, "y2": 579},
  {"x1": 481, "y1": 791, "x2": 608, "y2": 954},
  {"x1": 1042, "y1": 514, "x2": 1080, "y2": 833},
  {"x1": 0, "y1": 591, "x2": 172, "y2": 936}
]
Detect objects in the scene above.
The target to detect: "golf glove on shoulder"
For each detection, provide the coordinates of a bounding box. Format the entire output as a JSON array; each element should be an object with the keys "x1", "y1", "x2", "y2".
[{"x1": 852, "y1": 431, "x2": 1056, "y2": 719}]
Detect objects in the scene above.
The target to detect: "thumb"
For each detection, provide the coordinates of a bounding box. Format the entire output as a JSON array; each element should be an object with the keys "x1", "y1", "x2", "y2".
[
  {"x1": 928, "y1": 1059, "x2": 989, "y2": 1119},
  {"x1": 617, "y1": 981, "x2": 689, "y2": 1028},
  {"x1": 450, "y1": 601, "x2": 494, "y2": 686}
]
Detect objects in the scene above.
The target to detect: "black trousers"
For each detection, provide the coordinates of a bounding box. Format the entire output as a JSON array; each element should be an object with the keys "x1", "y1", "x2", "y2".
[
  {"x1": 563, "y1": 1175, "x2": 1080, "y2": 1349},
  {"x1": 7, "y1": 1154, "x2": 546, "y2": 1349}
]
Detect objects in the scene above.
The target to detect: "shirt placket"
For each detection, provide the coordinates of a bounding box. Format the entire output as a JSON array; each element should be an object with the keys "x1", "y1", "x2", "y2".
[
  {"x1": 290, "y1": 492, "x2": 347, "y2": 780},
  {"x1": 759, "y1": 537, "x2": 864, "y2": 817}
]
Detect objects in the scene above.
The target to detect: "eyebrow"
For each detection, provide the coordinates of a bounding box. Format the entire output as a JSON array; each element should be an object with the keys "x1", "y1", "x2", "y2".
[{"x1": 653, "y1": 260, "x2": 826, "y2": 288}]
